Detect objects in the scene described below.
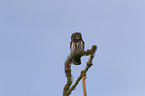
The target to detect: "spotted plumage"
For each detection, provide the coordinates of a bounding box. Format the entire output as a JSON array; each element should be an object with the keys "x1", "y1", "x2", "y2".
[{"x1": 70, "y1": 32, "x2": 84, "y2": 65}]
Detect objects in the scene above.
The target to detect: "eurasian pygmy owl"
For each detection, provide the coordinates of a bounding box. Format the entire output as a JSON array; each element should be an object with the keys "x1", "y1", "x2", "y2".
[{"x1": 70, "y1": 32, "x2": 84, "y2": 65}]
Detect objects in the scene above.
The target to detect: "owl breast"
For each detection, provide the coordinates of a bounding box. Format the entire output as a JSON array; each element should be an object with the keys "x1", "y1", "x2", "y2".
[
  {"x1": 76, "y1": 41, "x2": 84, "y2": 52},
  {"x1": 70, "y1": 41, "x2": 84, "y2": 55}
]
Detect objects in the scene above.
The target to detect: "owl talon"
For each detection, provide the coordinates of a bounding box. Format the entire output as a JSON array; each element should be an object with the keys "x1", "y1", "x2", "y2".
[{"x1": 73, "y1": 61, "x2": 81, "y2": 65}]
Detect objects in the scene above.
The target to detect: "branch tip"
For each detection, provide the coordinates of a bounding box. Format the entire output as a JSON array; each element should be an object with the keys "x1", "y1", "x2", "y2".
[{"x1": 92, "y1": 45, "x2": 97, "y2": 51}]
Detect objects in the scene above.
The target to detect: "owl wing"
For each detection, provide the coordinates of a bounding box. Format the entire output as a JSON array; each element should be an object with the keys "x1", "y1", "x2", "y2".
[
  {"x1": 82, "y1": 40, "x2": 84, "y2": 50},
  {"x1": 70, "y1": 41, "x2": 72, "y2": 49},
  {"x1": 70, "y1": 41, "x2": 76, "y2": 54}
]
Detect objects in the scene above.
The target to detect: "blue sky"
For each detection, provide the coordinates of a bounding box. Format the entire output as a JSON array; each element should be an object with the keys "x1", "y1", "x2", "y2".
[{"x1": 0, "y1": 0, "x2": 145, "y2": 96}]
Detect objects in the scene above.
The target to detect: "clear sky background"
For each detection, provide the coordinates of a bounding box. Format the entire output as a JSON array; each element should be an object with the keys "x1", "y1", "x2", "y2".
[{"x1": 0, "y1": 0, "x2": 145, "y2": 96}]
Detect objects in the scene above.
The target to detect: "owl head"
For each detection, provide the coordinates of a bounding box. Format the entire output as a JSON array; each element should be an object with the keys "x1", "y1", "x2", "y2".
[{"x1": 71, "y1": 32, "x2": 82, "y2": 42}]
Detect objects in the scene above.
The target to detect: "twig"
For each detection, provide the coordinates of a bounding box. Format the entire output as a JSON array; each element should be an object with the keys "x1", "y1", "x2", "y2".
[{"x1": 82, "y1": 71, "x2": 87, "y2": 96}]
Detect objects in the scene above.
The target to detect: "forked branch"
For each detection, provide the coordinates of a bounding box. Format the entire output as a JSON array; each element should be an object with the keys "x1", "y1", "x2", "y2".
[{"x1": 63, "y1": 45, "x2": 97, "y2": 96}]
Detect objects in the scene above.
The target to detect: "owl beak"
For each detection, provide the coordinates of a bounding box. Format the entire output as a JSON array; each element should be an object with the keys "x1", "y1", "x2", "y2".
[{"x1": 76, "y1": 36, "x2": 79, "y2": 39}]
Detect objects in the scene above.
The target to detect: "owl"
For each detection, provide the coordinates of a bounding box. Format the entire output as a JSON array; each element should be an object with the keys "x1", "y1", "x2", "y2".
[{"x1": 70, "y1": 32, "x2": 84, "y2": 65}]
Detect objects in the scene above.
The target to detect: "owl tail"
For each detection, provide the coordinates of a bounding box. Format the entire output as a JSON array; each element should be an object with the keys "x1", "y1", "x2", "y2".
[{"x1": 73, "y1": 56, "x2": 81, "y2": 65}]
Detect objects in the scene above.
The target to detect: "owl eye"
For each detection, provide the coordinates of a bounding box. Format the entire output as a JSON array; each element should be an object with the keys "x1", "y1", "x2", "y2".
[{"x1": 71, "y1": 36, "x2": 75, "y2": 40}]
